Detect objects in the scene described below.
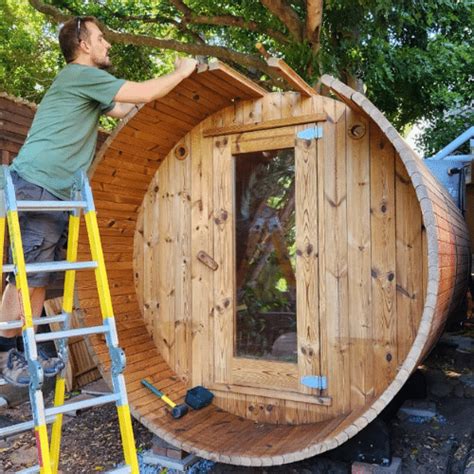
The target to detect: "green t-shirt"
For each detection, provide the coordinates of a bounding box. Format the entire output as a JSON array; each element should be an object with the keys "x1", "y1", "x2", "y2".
[{"x1": 11, "y1": 64, "x2": 125, "y2": 199}]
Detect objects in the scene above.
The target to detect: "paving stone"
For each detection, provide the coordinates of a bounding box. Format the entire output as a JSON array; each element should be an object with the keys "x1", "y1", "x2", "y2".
[
  {"x1": 352, "y1": 456, "x2": 401, "y2": 473},
  {"x1": 430, "y1": 381, "x2": 453, "y2": 398},
  {"x1": 10, "y1": 445, "x2": 37, "y2": 465},
  {"x1": 439, "y1": 334, "x2": 474, "y2": 353},
  {"x1": 465, "y1": 448, "x2": 474, "y2": 474},
  {"x1": 398, "y1": 400, "x2": 437, "y2": 421},
  {"x1": 460, "y1": 375, "x2": 474, "y2": 398},
  {"x1": 454, "y1": 383, "x2": 465, "y2": 398}
]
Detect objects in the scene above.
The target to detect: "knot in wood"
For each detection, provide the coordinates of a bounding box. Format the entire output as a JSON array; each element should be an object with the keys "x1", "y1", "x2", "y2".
[
  {"x1": 214, "y1": 209, "x2": 228, "y2": 225},
  {"x1": 174, "y1": 143, "x2": 188, "y2": 160}
]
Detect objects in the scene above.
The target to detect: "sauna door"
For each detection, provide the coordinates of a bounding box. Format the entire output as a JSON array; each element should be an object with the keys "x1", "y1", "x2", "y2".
[{"x1": 210, "y1": 125, "x2": 326, "y2": 400}]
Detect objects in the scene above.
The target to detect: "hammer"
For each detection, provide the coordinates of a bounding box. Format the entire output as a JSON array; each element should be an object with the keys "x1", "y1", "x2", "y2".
[{"x1": 141, "y1": 379, "x2": 189, "y2": 419}]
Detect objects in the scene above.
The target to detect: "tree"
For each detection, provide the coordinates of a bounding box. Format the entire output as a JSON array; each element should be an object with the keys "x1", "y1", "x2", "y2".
[
  {"x1": 0, "y1": 0, "x2": 61, "y2": 102},
  {"x1": 2, "y1": 0, "x2": 472, "y2": 156}
]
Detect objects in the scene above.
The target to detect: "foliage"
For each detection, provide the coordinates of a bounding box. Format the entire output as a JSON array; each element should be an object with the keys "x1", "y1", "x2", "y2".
[
  {"x1": 0, "y1": 0, "x2": 61, "y2": 102},
  {"x1": 1, "y1": 0, "x2": 472, "y2": 155},
  {"x1": 417, "y1": 108, "x2": 474, "y2": 158}
]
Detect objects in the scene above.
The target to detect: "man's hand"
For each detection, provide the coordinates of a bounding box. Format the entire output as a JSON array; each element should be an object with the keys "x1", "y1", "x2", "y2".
[{"x1": 174, "y1": 57, "x2": 198, "y2": 79}]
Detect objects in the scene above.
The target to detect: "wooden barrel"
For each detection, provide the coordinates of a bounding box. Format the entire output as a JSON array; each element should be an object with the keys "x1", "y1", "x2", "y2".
[{"x1": 77, "y1": 63, "x2": 470, "y2": 465}]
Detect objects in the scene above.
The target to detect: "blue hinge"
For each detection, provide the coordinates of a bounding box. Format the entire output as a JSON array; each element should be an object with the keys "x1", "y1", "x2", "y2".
[
  {"x1": 297, "y1": 126, "x2": 323, "y2": 140},
  {"x1": 301, "y1": 375, "x2": 327, "y2": 390}
]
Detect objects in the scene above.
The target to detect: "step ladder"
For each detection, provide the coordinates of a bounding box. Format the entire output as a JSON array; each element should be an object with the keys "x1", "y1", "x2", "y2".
[{"x1": 0, "y1": 166, "x2": 139, "y2": 474}]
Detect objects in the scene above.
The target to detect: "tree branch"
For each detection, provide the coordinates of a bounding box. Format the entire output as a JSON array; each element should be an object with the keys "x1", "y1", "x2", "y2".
[
  {"x1": 97, "y1": 12, "x2": 289, "y2": 45},
  {"x1": 167, "y1": 1, "x2": 289, "y2": 45},
  {"x1": 260, "y1": 0, "x2": 303, "y2": 41},
  {"x1": 189, "y1": 15, "x2": 289, "y2": 45},
  {"x1": 168, "y1": 0, "x2": 192, "y2": 17},
  {"x1": 102, "y1": 12, "x2": 206, "y2": 45},
  {"x1": 29, "y1": 0, "x2": 70, "y2": 22},
  {"x1": 305, "y1": 0, "x2": 323, "y2": 51},
  {"x1": 28, "y1": 0, "x2": 275, "y2": 78}
]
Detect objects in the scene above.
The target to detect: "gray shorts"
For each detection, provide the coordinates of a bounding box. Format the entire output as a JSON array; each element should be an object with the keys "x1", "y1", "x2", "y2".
[{"x1": 7, "y1": 171, "x2": 69, "y2": 288}]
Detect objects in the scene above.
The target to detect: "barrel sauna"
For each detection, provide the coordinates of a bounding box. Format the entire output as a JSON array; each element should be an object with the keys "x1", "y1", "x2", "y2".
[{"x1": 76, "y1": 62, "x2": 470, "y2": 465}]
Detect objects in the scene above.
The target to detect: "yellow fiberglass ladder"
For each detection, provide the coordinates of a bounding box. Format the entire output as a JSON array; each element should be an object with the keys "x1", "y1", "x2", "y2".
[{"x1": 0, "y1": 166, "x2": 139, "y2": 474}]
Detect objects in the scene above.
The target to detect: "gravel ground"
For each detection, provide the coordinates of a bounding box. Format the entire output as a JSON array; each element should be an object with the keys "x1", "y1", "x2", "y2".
[{"x1": 0, "y1": 332, "x2": 472, "y2": 473}]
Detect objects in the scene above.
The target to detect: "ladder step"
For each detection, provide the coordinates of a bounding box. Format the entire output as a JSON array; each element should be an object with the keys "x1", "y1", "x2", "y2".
[
  {"x1": 35, "y1": 325, "x2": 109, "y2": 342},
  {"x1": 0, "y1": 393, "x2": 118, "y2": 438},
  {"x1": 3, "y1": 260, "x2": 98, "y2": 274},
  {"x1": 0, "y1": 313, "x2": 67, "y2": 331},
  {"x1": 45, "y1": 393, "x2": 119, "y2": 417},
  {"x1": 0, "y1": 414, "x2": 56, "y2": 438},
  {"x1": 16, "y1": 200, "x2": 87, "y2": 211},
  {"x1": 17, "y1": 462, "x2": 131, "y2": 473}
]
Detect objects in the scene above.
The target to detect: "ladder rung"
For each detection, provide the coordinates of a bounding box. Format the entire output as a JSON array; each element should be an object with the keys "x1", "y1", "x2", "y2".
[
  {"x1": 18, "y1": 462, "x2": 131, "y2": 474},
  {"x1": 16, "y1": 200, "x2": 87, "y2": 211},
  {"x1": 0, "y1": 313, "x2": 67, "y2": 331},
  {"x1": 45, "y1": 393, "x2": 119, "y2": 417},
  {"x1": 35, "y1": 325, "x2": 109, "y2": 342},
  {"x1": 0, "y1": 393, "x2": 118, "y2": 438},
  {"x1": 0, "y1": 414, "x2": 56, "y2": 438},
  {"x1": 3, "y1": 260, "x2": 98, "y2": 274}
]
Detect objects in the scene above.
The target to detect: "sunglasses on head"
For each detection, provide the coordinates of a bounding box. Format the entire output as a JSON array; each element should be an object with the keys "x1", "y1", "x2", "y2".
[{"x1": 76, "y1": 17, "x2": 82, "y2": 42}]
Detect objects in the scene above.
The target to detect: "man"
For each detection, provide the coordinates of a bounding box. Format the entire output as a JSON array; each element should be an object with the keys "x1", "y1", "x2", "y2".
[{"x1": 0, "y1": 16, "x2": 197, "y2": 386}]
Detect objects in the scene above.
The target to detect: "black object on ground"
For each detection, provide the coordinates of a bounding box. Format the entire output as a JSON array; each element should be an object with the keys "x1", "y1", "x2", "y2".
[{"x1": 185, "y1": 386, "x2": 214, "y2": 410}]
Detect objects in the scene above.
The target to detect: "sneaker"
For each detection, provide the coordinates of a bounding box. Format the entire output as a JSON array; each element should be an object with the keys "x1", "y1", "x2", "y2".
[
  {"x1": 0, "y1": 349, "x2": 30, "y2": 387},
  {"x1": 37, "y1": 349, "x2": 65, "y2": 378}
]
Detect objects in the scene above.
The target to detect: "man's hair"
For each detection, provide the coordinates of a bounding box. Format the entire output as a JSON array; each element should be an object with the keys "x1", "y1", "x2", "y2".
[{"x1": 59, "y1": 16, "x2": 102, "y2": 63}]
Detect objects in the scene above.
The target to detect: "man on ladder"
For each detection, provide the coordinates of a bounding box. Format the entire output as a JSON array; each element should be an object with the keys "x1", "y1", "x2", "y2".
[
  {"x1": 0, "y1": 15, "x2": 196, "y2": 384},
  {"x1": 0, "y1": 15, "x2": 197, "y2": 472}
]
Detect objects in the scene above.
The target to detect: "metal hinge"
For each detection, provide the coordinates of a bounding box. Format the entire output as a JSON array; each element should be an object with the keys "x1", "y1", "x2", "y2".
[
  {"x1": 297, "y1": 126, "x2": 323, "y2": 140},
  {"x1": 301, "y1": 375, "x2": 327, "y2": 390}
]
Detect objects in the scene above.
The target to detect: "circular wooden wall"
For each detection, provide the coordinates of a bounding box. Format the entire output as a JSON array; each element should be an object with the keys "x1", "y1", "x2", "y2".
[{"x1": 77, "y1": 66, "x2": 470, "y2": 465}]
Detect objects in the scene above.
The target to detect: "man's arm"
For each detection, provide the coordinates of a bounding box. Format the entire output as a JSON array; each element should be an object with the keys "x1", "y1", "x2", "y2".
[
  {"x1": 114, "y1": 57, "x2": 197, "y2": 104},
  {"x1": 106, "y1": 102, "x2": 137, "y2": 119}
]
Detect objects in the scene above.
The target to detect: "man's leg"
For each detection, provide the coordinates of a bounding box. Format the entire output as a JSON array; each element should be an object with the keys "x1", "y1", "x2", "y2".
[
  {"x1": 0, "y1": 284, "x2": 46, "y2": 386},
  {"x1": 0, "y1": 283, "x2": 46, "y2": 338},
  {"x1": 1, "y1": 173, "x2": 67, "y2": 385},
  {"x1": 0, "y1": 283, "x2": 64, "y2": 384}
]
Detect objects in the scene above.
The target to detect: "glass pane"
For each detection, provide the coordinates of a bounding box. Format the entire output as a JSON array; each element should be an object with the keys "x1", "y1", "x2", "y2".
[{"x1": 234, "y1": 149, "x2": 297, "y2": 362}]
